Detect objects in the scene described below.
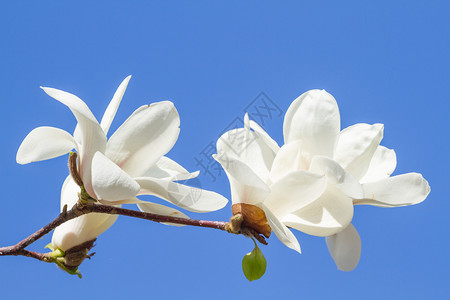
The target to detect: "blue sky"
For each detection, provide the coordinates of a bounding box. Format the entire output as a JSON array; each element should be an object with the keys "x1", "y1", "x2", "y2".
[{"x1": 1, "y1": 1, "x2": 449, "y2": 299}]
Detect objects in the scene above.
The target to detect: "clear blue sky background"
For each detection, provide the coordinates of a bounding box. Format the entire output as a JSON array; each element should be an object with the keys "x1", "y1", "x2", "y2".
[{"x1": 1, "y1": 1, "x2": 449, "y2": 299}]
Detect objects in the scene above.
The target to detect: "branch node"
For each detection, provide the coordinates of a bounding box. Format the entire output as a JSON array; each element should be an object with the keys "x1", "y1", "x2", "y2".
[
  {"x1": 62, "y1": 204, "x2": 68, "y2": 215},
  {"x1": 60, "y1": 239, "x2": 96, "y2": 271},
  {"x1": 225, "y1": 213, "x2": 243, "y2": 234}
]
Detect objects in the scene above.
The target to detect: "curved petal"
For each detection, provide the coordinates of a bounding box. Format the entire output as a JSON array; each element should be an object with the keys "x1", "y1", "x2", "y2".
[
  {"x1": 283, "y1": 89, "x2": 340, "y2": 157},
  {"x1": 41, "y1": 87, "x2": 107, "y2": 197},
  {"x1": 51, "y1": 176, "x2": 118, "y2": 251},
  {"x1": 325, "y1": 223, "x2": 361, "y2": 271},
  {"x1": 216, "y1": 114, "x2": 277, "y2": 183},
  {"x1": 213, "y1": 154, "x2": 268, "y2": 193},
  {"x1": 135, "y1": 177, "x2": 228, "y2": 213},
  {"x1": 100, "y1": 75, "x2": 131, "y2": 135},
  {"x1": 334, "y1": 123, "x2": 384, "y2": 180},
  {"x1": 137, "y1": 201, "x2": 189, "y2": 226},
  {"x1": 249, "y1": 120, "x2": 280, "y2": 154},
  {"x1": 16, "y1": 126, "x2": 77, "y2": 164},
  {"x1": 143, "y1": 156, "x2": 198, "y2": 181},
  {"x1": 213, "y1": 154, "x2": 270, "y2": 205},
  {"x1": 270, "y1": 140, "x2": 307, "y2": 183},
  {"x1": 40, "y1": 87, "x2": 99, "y2": 124},
  {"x1": 355, "y1": 173, "x2": 430, "y2": 207},
  {"x1": 262, "y1": 204, "x2": 301, "y2": 253},
  {"x1": 58, "y1": 176, "x2": 80, "y2": 210},
  {"x1": 360, "y1": 146, "x2": 397, "y2": 184},
  {"x1": 91, "y1": 151, "x2": 140, "y2": 202},
  {"x1": 282, "y1": 184, "x2": 354, "y2": 237},
  {"x1": 100, "y1": 197, "x2": 147, "y2": 205},
  {"x1": 154, "y1": 156, "x2": 189, "y2": 174},
  {"x1": 216, "y1": 133, "x2": 274, "y2": 184},
  {"x1": 106, "y1": 101, "x2": 180, "y2": 178},
  {"x1": 169, "y1": 171, "x2": 200, "y2": 182},
  {"x1": 310, "y1": 156, "x2": 364, "y2": 199},
  {"x1": 264, "y1": 171, "x2": 327, "y2": 219}
]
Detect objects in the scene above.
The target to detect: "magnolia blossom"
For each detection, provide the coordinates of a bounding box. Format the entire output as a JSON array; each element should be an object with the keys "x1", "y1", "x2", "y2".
[
  {"x1": 279, "y1": 89, "x2": 430, "y2": 271},
  {"x1": 17, "y1": 76, "x2": 227, "y2": 252},
  {"x1": 214, "y1": 114, "x2": 329, "y2": 253},
  {"x1": 214, "y1": 90, "x2": 429, "y2": 271}
]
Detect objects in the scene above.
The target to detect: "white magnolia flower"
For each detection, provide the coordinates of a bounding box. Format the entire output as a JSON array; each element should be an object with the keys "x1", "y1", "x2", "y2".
[
  {"x1": 17, "y1": 76, "x2": 228, "y2": 252},
  {"x1": 214, "y1": 114, "x2": 329, "y2": 253},
  {"x1": 281, "y1": 89, "x2": 430, "y2": 271}
]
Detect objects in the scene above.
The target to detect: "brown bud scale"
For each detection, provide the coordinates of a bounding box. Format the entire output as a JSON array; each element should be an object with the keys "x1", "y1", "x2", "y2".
[
  {"x1": 232, "y1": 203, "x2": 271, "y2": 238},
  {"x1": 62, "y1": 239, "x2": 96, "y2": 270}
]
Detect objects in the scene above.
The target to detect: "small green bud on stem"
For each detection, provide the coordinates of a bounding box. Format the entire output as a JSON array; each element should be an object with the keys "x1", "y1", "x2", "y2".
[{"x1": 242, "y1": 239, "x2": 267, "y2": 281}]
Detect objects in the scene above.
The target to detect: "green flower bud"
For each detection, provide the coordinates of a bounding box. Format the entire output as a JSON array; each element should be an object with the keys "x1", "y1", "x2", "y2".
[{"x1": 242, "y1": 239, "x2": 267, "y2": 281}]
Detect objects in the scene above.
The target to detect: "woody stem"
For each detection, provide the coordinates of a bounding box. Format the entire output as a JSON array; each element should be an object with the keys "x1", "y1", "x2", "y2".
[{"x1": 0, "y1": 200, "x2": 266, "y2": 263}]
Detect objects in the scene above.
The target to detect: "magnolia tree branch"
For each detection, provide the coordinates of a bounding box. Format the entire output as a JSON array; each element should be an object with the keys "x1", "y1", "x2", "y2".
[
  {"x1": 0, "y1": 153, "x2": 268, "y2": 266},
  {"x1": 0, "y1": 200, "x2": 267, "y2": 264}
]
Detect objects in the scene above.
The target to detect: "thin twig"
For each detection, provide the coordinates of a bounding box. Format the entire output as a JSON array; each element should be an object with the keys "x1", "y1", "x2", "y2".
[
  {"x1": 0, "y1": 201, "x2": 266, "y2": 263},
  {"x1": 87, "y1": 204, "x2": 229, "y2": 230},
  {"x1": 15, "y1": 249, "x2": 53, "y2": 263}
]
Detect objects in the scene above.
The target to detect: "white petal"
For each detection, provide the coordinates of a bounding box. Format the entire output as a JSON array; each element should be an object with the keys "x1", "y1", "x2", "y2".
[
  {"x1": 213, "y1": 154, "x2": 270, "y2": 205},
  {"x1": 41, "y1": 87, "x2": 107, "y2": 197},
  {"x1": 143, "y1": 156, "x2": 199, "y2": 181},
  {"x1": 51, "y1": 176, "x2": 118, "y2": 251},
  {"x1": 216, "y1": 117, "x2": 277, "y2": 183},
  {"x1": 282, "y1": 184, "x2": 354, "y2": 237},
  {"x1": 40, "y1": 87, "x2": 99, "y2": 124},
  {"x1": 58, "y1": 176, "x2": 81, "y2": 211},
  {"x1": 135, "y1": 177, "x2": 228, "y2": 213},
  {"x1": 334, "y1": 123, "x2": 384, "y2": 180},
  {"x1": 166, "y1": 171, "x2": 200, "y2": 182},
  {"x1": 283, "y1": 90, "x2": 340, "y2": 157},
  {"x1": 360, "y1": 146, "x2": 397, "y2": 184},
  {"x1": 100, "y1": 75, "x2": 131, "y2": 135},
  {"x1": 262, "y1": 204, "x2": 301, "y2": 253},
  {"x1": 325, "y1": 223, "x2": 361, "y2": 271},
  {"x1": 264, "y1": 171, "x2": 327, "y2": 218},
  {"x1": 309, "y1": 156, "x2": 364, "y2": 199},
  {"x1": 155, "y1": 156, "x2": 189, "y2": 174},
  {"x1": 355, "y1": 173, "x2": 430, "y2": 207},
  {"x1": 101, "y1": 197, "x2": 147, "y2": 205},
  {"x1": 91, "y1": 152, "x2": 140, "y2": 202},
  {"x1": 227, "y1": 172, "x2": 269, "y2": 206},
  {"x1": 16, "y1": 126, "x2": 77, "y2": 164},
  {"x1": 106, "y1": 101, "x2": 180, "y2": 177},
  {"x1": 73, "y1": 76, "x2": 131, "y2": 142},
  {"x1": 52, "y1": 213, "x2": 119, "y2": 251},
  {"x1": 270, "y1": 140, "x2": 307, "y2": 183},
  {"x1": 73, "y1": 125, "x2": 82, "y2": 146},
  {"x1": 137, "y1": 202, "x2": 189, "y2": 227},
  {"x1": 249, "y1": 120, "x2": 280, "y2": 154},
  {"x1": 244, "y1": 112, "x2": 250, "y2": 130},
  {"x1": 213, "y1": 154, "x2": 268, "y2": 192}
]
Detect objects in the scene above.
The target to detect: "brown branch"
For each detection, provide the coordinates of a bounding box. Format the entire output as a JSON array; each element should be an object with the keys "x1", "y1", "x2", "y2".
[
  {"x1": 0, "y1": 201, "x2": 267, "y2": 263},
  {"x1": 88, "y1": 204, "x2": 229, "y2": 230},
  {"x1": 15, "y1": 249, "x2": 53, "y2": 263},
  {"x1": 0, "y1": 203, "x2": 86, "y2": 257}
]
